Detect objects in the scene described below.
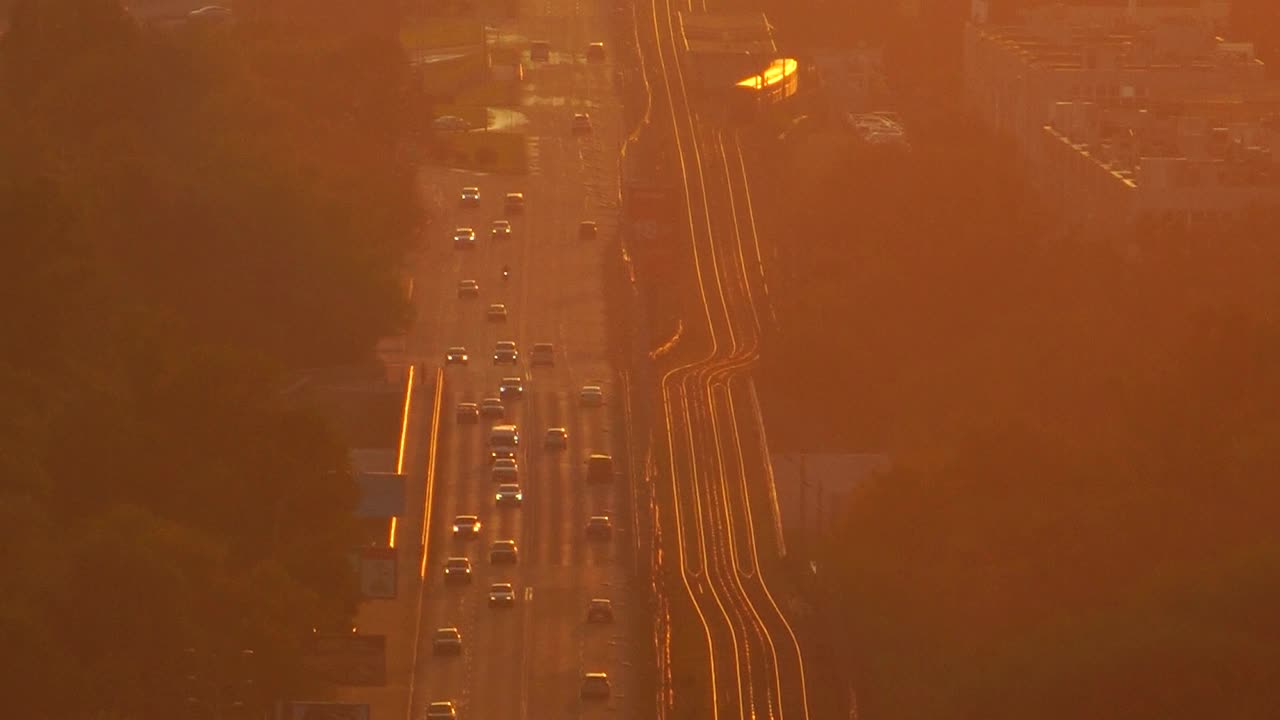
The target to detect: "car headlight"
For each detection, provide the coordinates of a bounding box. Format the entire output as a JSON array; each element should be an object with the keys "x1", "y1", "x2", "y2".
[
  {"x1": 495, "y1": 494, "x2": 502, "y2": 500},
  {"x1": 516, "y1": 493, "x2": 523, "y2": 500}
]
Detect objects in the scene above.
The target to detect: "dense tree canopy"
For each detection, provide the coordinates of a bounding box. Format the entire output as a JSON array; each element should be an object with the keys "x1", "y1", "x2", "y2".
[
  {"x1": 752, "y1": 2, "x2": 1280, "y2": 718},
  {"x1": 0, "y1": 1, "x2": 417, "y2": 716}
]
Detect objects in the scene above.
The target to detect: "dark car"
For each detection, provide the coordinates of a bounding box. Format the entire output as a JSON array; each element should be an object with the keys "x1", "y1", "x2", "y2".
[
  {"x1": 443, "y1": 557, "x2": 472, "y2": 584},
  {"x1": 455, "y1": 402, "x2": 479, "y2": 424},
  {"x1": 587, "y1": 598, "x2": 614, "y2": 623},
  {"x1": 494, "y1": 341, "x2": 519, "y2": 365},
  {"x1": 580, "y1": 672, "x2": 611, "y2": 699},
  {"x1": 499, "y1": 376, "x2": 524, "y2": 400},
  {"x1": 452, "y1": 227, "x2": 477, "y2": 248},
  {"x1": 586, "y1": 453, "x2": 615, "y2": 484},
  {"x1": 586, "y1": 515, "x2": 613, "y2": 540},
  {"x1": 489, "y1": 582, "x2": 515, "y2": 607},
  {"x1": 451, "y1": 514, "x2": 481, "y2": 538},
  {"x1": 530, "y1": 342, "x2": 554, "y2": 367},
  {"x1": 489, "y1": 540, "x2": 518, "y2": 564},
  {"x1": 432, "y1": 627, "x2": 463, "y2": 655}
]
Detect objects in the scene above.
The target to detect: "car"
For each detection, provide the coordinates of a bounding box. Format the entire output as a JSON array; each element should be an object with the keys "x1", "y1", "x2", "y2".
[
  {"x1": 489, "y1": 582, "x2": 515, "y2": 607},
  {"x1": 433, "y1": 115, "x2": 471, "y2": 132},
  {"x1": 490, "y1": 219, "x2": 512, "y2": 239},
  {"x1": 455, "y1": 402, "x2": 479, "y2": 423},
  {"x1": 489, "y1": 425, "x2": 519, "y2": 461},
  {"x1": 586, "y1": 515, "x2": 613, "y2": 540},
  {"x1": 495, "y1": 483, "x2": 523, "y2": 506},
  {"x1": 489, "y1": 539, "x2": 518, "y2": 564},
  {"x1": 446, "y1": 347, "x2": 469, "y2": 365},
  {"x1": 499, "y1": 376, "x2": 523, "y2": 400},
  {"x1": 457, "y1": 279, "x2": 479, "y2": 299},
  {"x1": 491, "y1": 458, "x2": 518, "y2": 483},
  {"x1": 544, "y1": 427, "x2": 568, "y2": 450},
  {"x1": 580, "y1": 384, "x2": 604, "y2": 406},
  {"x1": 188, "y1": 5, "x2": 233, "y2": 22},
  {"x1": 587, "y1": 598, "x2": 614, "y2": 623},
  {"x1": 586, "y1": 41, "x2": 606, "y2": 63},
  {"x1": 460, "y1": 186, "x2": 480, "y2": 206},
  {"x1": 426, "y1": 701, "x2": 457, "y2": 719},
  {"x1": 530, "y1": 342, "x2": 554, "y2": 367},
  {"x1": 503, "y1": 192, "x2": 525, "y2": 214},
  {"x1": 572, "y1": 113, "x2": 593, "y2": 135},
  {"x1": 580, "y1": 672, "x2": 611, "y2": 699},
  {"x1": 480, "y1": 397, "x2": 505, "y2": 419},
  {"x1": 578, "y1": 220, "x2": 598, "y2": 240},
  {"x1": 432, "y1": 627, "x2": 463, "y2": 655},
  {"x1": 530, "y1": 40, "x2": 550, "y2": 61},
  {"x1": 452, "y1": 227, "x2": 477, "y2": 248},
  {"x1": 493, "y1": 340, "x2": 518, "y2": 365},
  {"x1": 451, "y1": 514, "x2": 481, "y2": 538},
  {"x1": 586, "y1": 453, "x2": 615, "y2": 484},
  {"x1": 487, "y1": 304, "x2": 508, "y2": 322},
  {"x1": 443, "y1": 557, "x2": 472, "y2": 584}
]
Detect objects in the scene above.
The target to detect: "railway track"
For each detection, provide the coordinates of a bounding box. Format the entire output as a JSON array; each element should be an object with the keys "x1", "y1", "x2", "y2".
[{"x1": 636, "y1": 0, "x2": 811, "y2": 717}]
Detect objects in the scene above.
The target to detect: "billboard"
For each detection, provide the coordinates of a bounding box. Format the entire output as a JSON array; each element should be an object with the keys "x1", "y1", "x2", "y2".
[
  {"x1": 355, "y1": 472, "x2": 406, "y2": 517},
  {"x1": 302, "y1": 634, "x2": 387, "y2": 687},
  {"x1": 359, "y1": 546, "x2": 397, "y2": 599}
]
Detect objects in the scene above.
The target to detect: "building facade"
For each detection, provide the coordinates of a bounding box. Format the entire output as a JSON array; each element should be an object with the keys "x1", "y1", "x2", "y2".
[{"x1": 963, "y1": 0, "x2": 1280, "y2": 235}]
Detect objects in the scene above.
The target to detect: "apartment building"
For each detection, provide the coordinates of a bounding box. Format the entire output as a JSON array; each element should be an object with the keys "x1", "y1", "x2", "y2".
[
  {"x1": 963, "y1": 0, "x2": 1280, "y2": 234},
  {"x1": 1040, "y1": 98, "x2": 1280, "y2": 233}
]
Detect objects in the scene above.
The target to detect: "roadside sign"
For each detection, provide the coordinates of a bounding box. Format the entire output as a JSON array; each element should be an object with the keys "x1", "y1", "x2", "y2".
[
  {"x1": 285, "y1": 702, "x2": 370, "y2": 720},
  {"x1": 302, "y1": 634, "x2": 387, "y2": 687},
  {"x1": 355, "y1": 472, "x2": 406, "y2": 517},
  {"x1": 360, "y1": 546, "x2": 397, "y2": 599}
]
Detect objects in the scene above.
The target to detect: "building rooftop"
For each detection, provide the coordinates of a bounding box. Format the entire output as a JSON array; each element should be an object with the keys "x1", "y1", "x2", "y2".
[
  {"x1": 975, "y1": 22, "x2": 1264, "y2": 74},
  {"x1": 1046, "y1": 100, "x2": 1280, "y2": 188}
]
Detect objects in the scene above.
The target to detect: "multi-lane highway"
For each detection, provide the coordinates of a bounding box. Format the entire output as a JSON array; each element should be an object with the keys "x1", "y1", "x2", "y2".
[{"x1": 403, "y1": 0, "x2": 643, "y2": 718}]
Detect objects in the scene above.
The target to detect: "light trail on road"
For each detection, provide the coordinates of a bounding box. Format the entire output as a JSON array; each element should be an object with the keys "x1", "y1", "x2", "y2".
[{"x1": 639, "y1": 0, "x2": 813, "y2": 717}]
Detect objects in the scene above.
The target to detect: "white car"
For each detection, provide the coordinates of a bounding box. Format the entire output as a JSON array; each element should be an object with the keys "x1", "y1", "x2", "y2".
[
  {"x1": 580, "y1": 384, "x2": 604, "y2": 406},
  {"x1": 434, "y1": 115, "x2": 472, "y2": 132},
  {"x1": 460, "y1": 186, "x2": 480, "y2": 206},
  {"x1": 490, "y1": 219, "x2": 512, "y2": 239}
]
